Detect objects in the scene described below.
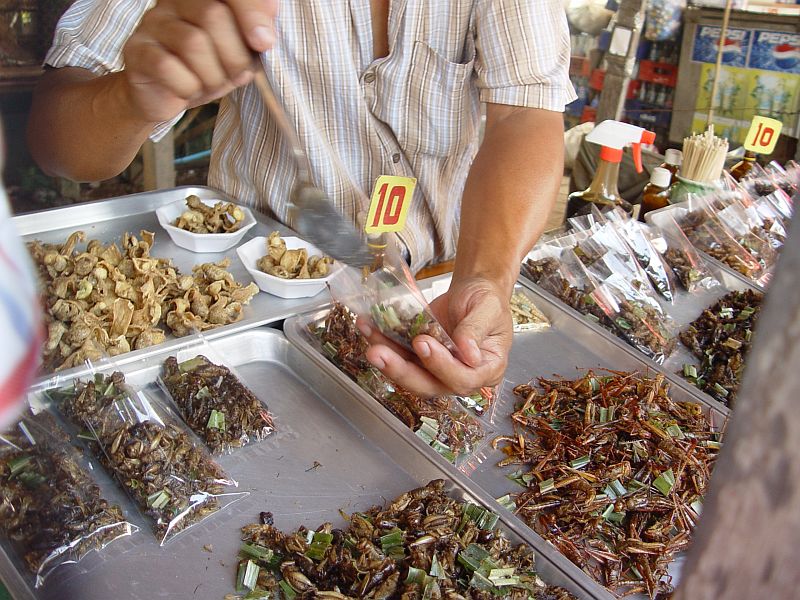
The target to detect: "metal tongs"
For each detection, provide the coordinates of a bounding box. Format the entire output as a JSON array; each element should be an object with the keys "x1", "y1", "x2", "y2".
[{"x1": 252, "y1": 60, "x2": 373, "y2": 268}]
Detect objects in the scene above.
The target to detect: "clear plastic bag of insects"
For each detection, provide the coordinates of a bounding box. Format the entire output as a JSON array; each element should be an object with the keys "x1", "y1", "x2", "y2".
[
  {"x1": 764, "y1": 160, "x2": 798, "y2": 197},
  {"x1": 156, "y1": 336, "x2": 275, "y2": 455},
  {"x1": 648, "y1": 213, "x2": 720, "y2": 293},
  {"x1": 0, "y1": 409, "x2": 138, "y2": 587},
  {"x1": 41, "y1": 364, "x2": 247, "y2": 545}
]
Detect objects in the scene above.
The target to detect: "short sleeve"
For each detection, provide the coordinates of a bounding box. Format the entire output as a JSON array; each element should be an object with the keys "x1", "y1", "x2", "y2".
[
  {"x1": 45, "y1": 0, "x2": 180, "y2": 141},
  {"x1": 473, "y1": 0, "x2": 577, "y2": 112}
]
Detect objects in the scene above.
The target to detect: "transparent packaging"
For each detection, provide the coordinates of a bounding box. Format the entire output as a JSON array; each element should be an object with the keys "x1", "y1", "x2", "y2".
[
  {"x1": 650, "y1": 214, "x2": 720, "y2": 293},
  {"x1": 157, "y1": 336, "x2": 276, "y2": 455},
  {"x1": 41, "y1": 364, "x2": 246, "y2": 545},
  {"x1": 0, "y1": 410, "x2": 137, "y2": 587}
]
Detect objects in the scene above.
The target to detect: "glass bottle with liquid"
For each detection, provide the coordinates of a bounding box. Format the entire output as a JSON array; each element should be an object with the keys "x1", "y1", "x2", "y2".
[
  {"x1": 638, "y1": 167, "x2": 673, "y2": 222},
  {"x1": 730, "y1": 150, "x2": 757, "y2": 182}
]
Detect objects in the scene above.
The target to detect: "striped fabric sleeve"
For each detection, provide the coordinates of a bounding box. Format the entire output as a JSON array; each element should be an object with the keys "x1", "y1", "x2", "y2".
[
  {"x1": 44, "y1": 0, "x2": 180, "y2": 142},
  {"x1": 473, "y1": 0, "x2": 577, "y2": 111}
]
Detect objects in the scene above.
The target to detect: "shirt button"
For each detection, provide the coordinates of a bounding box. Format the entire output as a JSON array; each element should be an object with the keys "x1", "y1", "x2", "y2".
[
  {"x1": 392, "y1": 153, "x2": 401, "y2": 163},
  {"x1": 364, "y1": 72, "x2": 376, "y2": 83}
]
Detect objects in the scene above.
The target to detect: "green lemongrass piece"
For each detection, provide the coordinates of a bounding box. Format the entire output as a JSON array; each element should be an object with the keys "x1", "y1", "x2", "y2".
[
  {"x1": 207, "y1": 409, "x2": 226, "y2": 430},
  {"x1": 430, "y1": 440, "x2": 457, "y2": 463},
  {"x1": 382, "y1": 305, "x2": 402, "y2": 330},
  {"x1": 719, "y1": 307, "x2": 734, "y2": 319},
  {"x1": 422, "y1": 580, "x2": 441, "y2": 600},
  {"x1": 610, "y1": 479, "x2": 627, "y2": 497},
  {"x1": 18, "y1": 471, "x2": 46, "y2": 488},
  {"x1": 457, "y1": 544, "x2": 491, "y2": 572},
  {"x1": 147, "y1": 489, "x2": 171, "y2": 509},
  {"x1": 712, "y1": 383, "x2": 730, "y2": 398},
  {"x1": 488, "y1": 568, "x2": 516, "y2": 581},
  {"x1": 469, "y1": 571, "x2": 494, "y2": 591},
  {"x1": 236, "y1": 560, "x2": 260, "y2": 592},
  {"x1": 409, "y1": 313, "x2": 427, "y2": 338},
  {"x1": 178, "y1": 356, "x2": 206, "y2": 373},
  {"x1": 666, "y1": 424, "x2": 684, "y2": 439},
  {"x1": 738, "y1": 307, "x2": 755, "y2": 319},
  {"x1": 722, "y1": 338, "x2": 743, "y2": 350},
  {"x1": 538, "y1": 478, "x2": 555, "y2": 494},
  {"x1": 690, "y1": 499, "x2": 703, "y2": 515},
  {"x1": 9, "y1": 455, "x2": 33, "y2": 476},
  {"x1": 603, "y1": 484, "x2": 618, "y2": 501},
  {"x1": 653, "y1": 469, "x2": 675, "y2": 497},
  {"x1": 628, "y1": 479, "x2": 647, "y2": 491},
  {"x1": 598, "y1": 407, "x2": 609, "y2": 423},
  {"x1": 683, "y1": 364, "x2": 698, "y2": 379},
  {"x1": 239, "y1": 543, "x2": 273, "y2": 561},
  {"x1": 745, "y1": 329, "x2": 753, "y2": 342},
  {"x1": 278, "y1": 579, "x2": 297, "y2": 600},
  {"x1": 491, "y1": 577, "x2": 521, "y2": 587},
  {"x1": 195, "y1": 386, "x2": 212, "y2": 400},
  {"x1": 570, "y1": 455, "x2": 590, "y2": 469},
  {"x1": 496, "y1": 494, "x2": 516, "y2": 512},
  {"x1": 322, "y1": 341, "x2": 337, "y2": 358},
  {"x1": 243, "y1": 589, "x2": 270, "y2": 600},
  {"x1": 705, "y1": 440, "x2": 722, "y2": 450},
  {"x1": 429, "y1": 553, "x2": 444, "y2": 578},
  {"x1": 406, "y1": 566, "x2": 428, "y2": 586},
  {"x1": 415, "y1": 427, "x2": 435, "y2": 445}
]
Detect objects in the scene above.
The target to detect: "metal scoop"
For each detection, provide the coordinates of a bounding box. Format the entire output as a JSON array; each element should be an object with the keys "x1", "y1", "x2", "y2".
[{"x1": 252, "y1": 65, "x2": 373, "y2": 268}]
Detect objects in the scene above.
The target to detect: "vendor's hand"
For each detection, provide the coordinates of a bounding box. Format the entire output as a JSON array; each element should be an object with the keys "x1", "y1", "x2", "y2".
[
  {"x1": 359, "y1": 277, "x2": 513, "y2": 397},
  {"x1": 122, "y1": 0, "x2": 279, "y2": 123}
]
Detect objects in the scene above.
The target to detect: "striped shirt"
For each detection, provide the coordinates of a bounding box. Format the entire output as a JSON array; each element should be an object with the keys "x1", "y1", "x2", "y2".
[
  {"x1": 47, "y1": 0, "x2": 575, "y2": 272},
  {"x1": 0, "y1": 192, "x2": 42, "y2": 429}
]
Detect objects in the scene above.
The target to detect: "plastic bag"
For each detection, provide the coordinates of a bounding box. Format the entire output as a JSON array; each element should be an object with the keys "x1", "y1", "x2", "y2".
[
  {"x1": 764, "y1": 161, "x2": 798, "y2": 197},
  {"x1": 0, "y1": 410, "x2": 137, "y2": 587},
  {"x1": 43, "y1": 368, "x2": 245, "y2": 545},
  {"x1": 645, "y1": 0, "x2": 686, "y2": 41},
  {"x1": 158, "y1": 337, "x2": 275, "y2": 455},
  {"x1": 305, "y1": 302, "x2": 487, "y2": 464},
  {"x1": 650, "y1": 214, "x2": 720, "y2": 293}
]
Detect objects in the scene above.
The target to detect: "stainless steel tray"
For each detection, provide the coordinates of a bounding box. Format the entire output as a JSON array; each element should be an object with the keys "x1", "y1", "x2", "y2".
[
  {"x1": 644, "y1": 201, "x2": 769, "y2": 291},
  {"x1": 4, "y1": 328, "x2": 602, "y2": 600},
  {"x1": 14, "y1": 186, "x2": 330, "y2": 379},
  {"x1": 284, "y1": 281, "x2": 729, "y2": 598}
]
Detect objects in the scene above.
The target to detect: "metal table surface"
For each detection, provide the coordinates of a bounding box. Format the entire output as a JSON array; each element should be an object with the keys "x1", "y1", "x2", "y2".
[
  {"x1": 14, "y1": 186, "x2": 330, "y2": 382},
  {"x1": 2, "y1": 328, "x2": 601, "y2": 600}
]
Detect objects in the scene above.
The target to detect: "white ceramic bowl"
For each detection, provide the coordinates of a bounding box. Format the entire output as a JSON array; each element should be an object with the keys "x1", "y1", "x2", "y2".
[
  {"x1": 155, "y1": 198, "x2": 257, "y2": 253},
  {"x1": 236, "y1": 236, "x2": 341, "y2": 298}
]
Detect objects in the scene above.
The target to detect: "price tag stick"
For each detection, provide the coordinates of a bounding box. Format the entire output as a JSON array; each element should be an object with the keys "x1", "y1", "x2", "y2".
[{"x1": 365, "y1": 176, "x2": 417, "y2": 234}]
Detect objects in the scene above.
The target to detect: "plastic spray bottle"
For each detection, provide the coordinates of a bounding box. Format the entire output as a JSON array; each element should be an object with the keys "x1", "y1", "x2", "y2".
[{"x1": 566, "y1": 120, "x2": 657, "y2": 219}]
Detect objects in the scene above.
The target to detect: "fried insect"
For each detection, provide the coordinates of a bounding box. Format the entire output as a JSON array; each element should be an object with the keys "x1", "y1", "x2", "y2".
[
  {"x1": 257, "y1": 231, "x2": 334, "y2": 279},
  {"x1": 0, "y1": 412, "x2": 132, "y2": 581},
  {"x1": 312, "y1": 303, "x2": 485, "y2": 461},
  {"x1": 678, "y1": 211, "x2": 762, "y2": 280},
  {"x1": 50, "y1": 373, "x2": 231, "y2": 541},
  {"x1": 27, "y1": 230, "x2": 258, "y2": 371},
  {"x1": 680, "y1": 290, "x2": 763, "y2": 406},
  {"x1": 161, "y1": 355, "x2": 275, "y2": 454},
  {"x1": 231, "y1": 480, "x2": 576, "y2": 599},
  {"x1": 495, "y1": 371, "x2": 719, "y2": 598},
  {"x1": 174, "y1": 195, "x2": 245, "y2": 233}
]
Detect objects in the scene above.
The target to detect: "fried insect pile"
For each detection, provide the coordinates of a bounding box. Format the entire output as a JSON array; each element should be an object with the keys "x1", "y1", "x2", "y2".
[
  {"x1": 313, "y1": 303, "x2": 485, "y2": 462},
  {"x1": 161, "y1": 355, "x2": 275, "y2": 454},
  {"x1": 679, "y1": 211, "x2": 761, "y2": 280},
  {"x1": 28, "y1": 230, "x2": 259, "y2": 371},
  {"x1": 495, "y1": 371, "x2": 719, "y2": 598},
  {"x1": 0, "y1": 413, "x2": 132, "y2": 579},
  {"x1": 257, "y1": 231, "x2": 334, "y2": 279},
  {"x1": 680, "y1": 289, "x2": 762, "y2": 406},
  {"x1": 230, "y1": 480, "x2": 576, "y2": 600},
  {"x1": 51, "y1": 372, "x2": 231, "y2": 541},
  {"x1": 174, "y1": 195, "x2": 246, "y2": 233}
]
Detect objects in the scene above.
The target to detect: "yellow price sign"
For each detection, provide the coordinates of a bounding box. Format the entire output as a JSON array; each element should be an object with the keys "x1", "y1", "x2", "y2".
[
  {"x1": 365, "y1": 175, "x2": 417, "y2": 234},
  {"x1": 744, "y1": 116, "x2": 783, "y2": 155}
]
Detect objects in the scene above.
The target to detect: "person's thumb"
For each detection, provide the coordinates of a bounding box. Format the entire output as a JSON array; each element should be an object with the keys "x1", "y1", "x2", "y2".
[{"x1": 450, "y1": 298, "x2": 495, "y2": 368}]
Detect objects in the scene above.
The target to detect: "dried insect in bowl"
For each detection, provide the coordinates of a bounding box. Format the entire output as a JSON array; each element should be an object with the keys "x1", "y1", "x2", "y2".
[
  {"x1": 174, "y1": 195, "x2": 246, "y2": 233},
  {"x1": 161, "y1": 355, "x2": 275, "y2": 454},
  {"x1": 0, "y1": 412, "x2": 134, "y2": 584},
  {"x1": 230, "y1": 479, "x2": 577, "y2": 599},
  {"x1": 257, "y1": 231, "x2": 334, "y2": 280},
  {"x1": 494, "y1": 371, "x2": 720, "y2": 598},
  {"x1": 48, "y1": 372, "x2": 235, "y2": 542},
  {"x1": 680, "y1": 289, "x2": 763, "y2": 406}
]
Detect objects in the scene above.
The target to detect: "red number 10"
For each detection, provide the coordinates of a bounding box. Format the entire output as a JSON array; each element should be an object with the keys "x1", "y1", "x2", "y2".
[
  {"x1": 371, "y1": 184, "x2": 406, "y2": 228},
  {"x1": 751, "y1": 122, "x2": 774, "y2": 148}
]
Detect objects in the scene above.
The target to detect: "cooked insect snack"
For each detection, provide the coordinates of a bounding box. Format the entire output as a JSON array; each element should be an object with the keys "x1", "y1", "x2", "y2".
[
  {"x1": 161, "y1": 355, "x2": 275, "y2": 454},
  {"x1": 174, "y1": 194, "x2": 245, "y2": 233},
  {"x1": 495, "y1": 371, "x2": 719, "y2": 598},
  {"x1": 510, "y1": 292, "x2": 550, "y2": 332},
  {"x1": 257, "y1": 231, "x2": 334, "y2": 279},
  {"x1": 313, "y1": 303, "x2": 485, "y2": 461},
  {"x1": 27, "y1": 230, "x2": 259, "y2": 371},
  {"x1": 0, "y1": 412, "x2": 135, "y2": 585},
  {"x1": 369, "y1": 302, "x2": 451, "y2": 349},
  {"x1": 49, "y1": 372, "x2": 236, "y2": 543},
  {"x1": 680, "y1": 290, "x2": 763, "y2": 406},
  {"x1": 230, "y1": 479, "x2": 577, "y2": 600},
  {"x1": 678, "y1": 211, "x2": 761, "y2": 280}
]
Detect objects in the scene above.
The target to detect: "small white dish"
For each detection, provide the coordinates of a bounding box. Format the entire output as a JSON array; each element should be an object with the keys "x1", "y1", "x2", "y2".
[
  {"x1": 155, "y1": 198, "x2": 257, "y2": 253},
  {"x1": 236, "y1": 236, "x2": 341, "y2": 298}
]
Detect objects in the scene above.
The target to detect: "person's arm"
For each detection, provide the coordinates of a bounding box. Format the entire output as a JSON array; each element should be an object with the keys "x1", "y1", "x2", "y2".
[
  {"x1": 28, "y1": 0, "x2": 278, "y2": 182},
  {"x1": 363, "y1": 105, "x2": 564, "y2": 396}
]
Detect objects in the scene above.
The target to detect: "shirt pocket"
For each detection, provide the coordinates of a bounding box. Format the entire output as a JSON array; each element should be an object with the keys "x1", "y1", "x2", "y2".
[{"x1": 399, "y1": 41, "x2": 476, "y2": 157}]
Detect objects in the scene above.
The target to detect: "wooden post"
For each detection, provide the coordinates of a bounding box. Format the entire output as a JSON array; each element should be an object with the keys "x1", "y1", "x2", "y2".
[
  {"x1": 142, "y1": 128, "x2": 175, "y2": 190},
  {"x1": 596, "y1": 0, "x2": 645, "y2": 122},
  {"x1": 675, "y1": 219, "x2": 800, "y2": 597}
]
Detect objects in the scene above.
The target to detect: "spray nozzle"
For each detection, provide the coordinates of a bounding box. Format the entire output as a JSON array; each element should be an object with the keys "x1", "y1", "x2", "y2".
[{"x1": 586, "y1": 120, "x2": 656, "y2": 174}]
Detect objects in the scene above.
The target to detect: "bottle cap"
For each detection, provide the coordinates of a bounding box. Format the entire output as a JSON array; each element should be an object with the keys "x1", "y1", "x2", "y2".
[
  {"x1": 664, "y1": 148, "x2": 683, "y2": 167},
  {"x1": 650, "y1": 167, "x2": 672, "y2": 189}
]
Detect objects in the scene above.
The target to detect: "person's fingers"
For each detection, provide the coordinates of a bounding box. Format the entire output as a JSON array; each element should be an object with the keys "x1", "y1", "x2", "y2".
[
  {"x1": 151, "y1": 20, "x2": 230, "y2": 93},
  {"x1": 450, "y1": 291, "x2": 508, "y2": 368},
  {"x1": 124, "y1": 36, "x2": 204, "y2": 100},
  {"x1": 356, "y1": 316, "x2": 416, "y2": 362},
  {"x1": 365, "y1": 344, "x2": 453, "y2": 397},
  {"x1": 412, "y1": 335, "x2": 506, "y2": 395},
  {"x1": 220, "y1": 0, "x2": 279, "y2": 51}
]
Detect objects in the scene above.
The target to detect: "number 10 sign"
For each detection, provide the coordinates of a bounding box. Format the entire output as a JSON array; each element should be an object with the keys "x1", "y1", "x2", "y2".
[
  {"x1": 365, "y1": 175, "x2": 417, "y2": 234},
  {"x1": 744, "y1": 116, "x2": 782, "y2": 155}
]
